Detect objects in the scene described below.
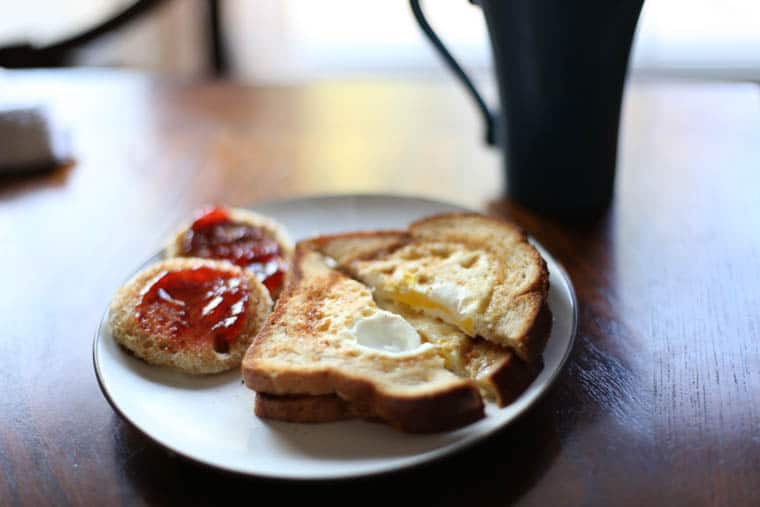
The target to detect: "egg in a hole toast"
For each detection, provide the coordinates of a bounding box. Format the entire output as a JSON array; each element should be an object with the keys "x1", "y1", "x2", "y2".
[{"x1": 243, "y1": 213, "x2": 550, "y2": 432}]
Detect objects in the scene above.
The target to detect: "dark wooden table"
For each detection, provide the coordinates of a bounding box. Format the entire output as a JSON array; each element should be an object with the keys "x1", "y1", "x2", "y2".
[{"x1": 2, "y1": 70, "x2": 759, "y2": 506}]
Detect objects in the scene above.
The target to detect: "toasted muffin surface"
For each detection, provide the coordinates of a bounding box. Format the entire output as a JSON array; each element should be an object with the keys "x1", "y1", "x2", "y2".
[{"x1": 109, "y1": 257, "x2": 272, "y2": 374}]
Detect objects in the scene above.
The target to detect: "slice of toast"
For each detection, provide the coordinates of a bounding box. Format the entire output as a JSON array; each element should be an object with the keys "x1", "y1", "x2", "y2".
[
  {"x1": 241, "y1": 244, "x2": 485, "y2": 433},
  {"x1": 253, "y1": 302, "x2": 550, "y2": 424},
  {"x1": 310, "y1": 213, "x2": 549, "y2": 362}
]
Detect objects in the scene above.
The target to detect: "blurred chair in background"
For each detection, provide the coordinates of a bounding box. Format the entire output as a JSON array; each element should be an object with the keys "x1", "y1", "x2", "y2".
[
  {"x1": 0, "y1": 0, "x2": 227, "y2": 77},
  {"x1": 1, "y1": 1, "x2": 758, "y2": 84}
]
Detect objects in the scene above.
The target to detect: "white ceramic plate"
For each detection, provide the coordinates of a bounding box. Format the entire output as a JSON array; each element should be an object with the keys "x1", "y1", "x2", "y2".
[{"x1": 94, "y1": 194, "x2": 577, "y2": 480}]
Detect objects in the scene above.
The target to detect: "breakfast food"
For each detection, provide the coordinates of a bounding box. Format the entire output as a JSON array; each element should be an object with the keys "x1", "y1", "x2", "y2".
[
  {"x1": 312, "y1": 213, "x2": 549, "y2": 361},
  {"x1": 253, "y1": 300, "x2": 550, "y2": 423},
  {"x1": 374, "y1": 298, "x2": 548, "y2": 405},
  {"x1": 254, "y1": 393, "x2": 368, "y2": 423},
  {"x1": 243, "y1": 213, "x2": 551, "y2": 432},
  {"x1": 165, "y1": 206, "x2": 294, "y2": 296},
  {"x1": 242, "y1": 244, "x2": 485, "y2": 432},
  {"x1": 110, "y1": 206, "x2": 551, "y2": 432},
  {"x1": 109, "y1": 258, "x2": 272, "y2": 374}
]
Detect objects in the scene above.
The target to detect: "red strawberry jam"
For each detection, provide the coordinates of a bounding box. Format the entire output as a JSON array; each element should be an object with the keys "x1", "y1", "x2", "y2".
[
  {"x1": 135, "y1": 266, "x2": 249, "y2": 354},
  {"x1": 180, "y1": 207, "x2": 286, "y2": 293}
]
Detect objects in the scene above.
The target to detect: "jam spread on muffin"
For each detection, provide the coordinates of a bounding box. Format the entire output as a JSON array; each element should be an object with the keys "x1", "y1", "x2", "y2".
[
  {"x1": 180, "y1": 207, "x2": 286, "y2": 293},
  {"x1": 135, "y1": 266, "x2": 250, "y2": 354}
]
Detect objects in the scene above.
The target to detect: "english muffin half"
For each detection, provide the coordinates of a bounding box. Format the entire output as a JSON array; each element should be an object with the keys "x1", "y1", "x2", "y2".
[
  {"x1": 165, "y1": 206, "x2": 293, "y2": 297},
  {"x1": 109, "y1": 257, "x2": 272, "y2": 374}
]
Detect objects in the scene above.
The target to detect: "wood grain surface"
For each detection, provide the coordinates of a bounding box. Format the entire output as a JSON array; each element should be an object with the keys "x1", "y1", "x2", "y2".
[{"x1": 1, "y1": 70, "x2": 758, "y2": 506}]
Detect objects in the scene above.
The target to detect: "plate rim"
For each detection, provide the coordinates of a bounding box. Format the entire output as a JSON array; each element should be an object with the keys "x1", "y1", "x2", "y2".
[{"x1": 92, "y1": 193, "x2": 578, "y2": 481}]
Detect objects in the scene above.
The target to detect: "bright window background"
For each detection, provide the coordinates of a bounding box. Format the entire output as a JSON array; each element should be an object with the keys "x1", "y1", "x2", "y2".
[{"x1": 1, "y1": 0, "x2": 759, "y2": 82}]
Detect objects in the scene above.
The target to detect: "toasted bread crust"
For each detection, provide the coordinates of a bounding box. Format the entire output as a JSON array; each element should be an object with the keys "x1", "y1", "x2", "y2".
[
  {"x1": 109, "y1": 258, "x2": 272, "y2": 374},
  {"x1": 479, "y1": 304, "x2": 551, "y2": 405},
  {"x1": 369, "y1": 386, "x2": 484, "y2": 432},
  {"x1": 304, "y1": 230, "x2": 409, "y2": 264},
  {"x1": 255, "y1": 393, "x2": 359, "y2": 423},
  {"x1": 242, "y1": 244, "x2": 485, "y2": 432}
]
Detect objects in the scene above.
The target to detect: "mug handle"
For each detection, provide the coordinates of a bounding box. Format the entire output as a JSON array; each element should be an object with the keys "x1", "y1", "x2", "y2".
[{"x1": 409, "y1": 0, "x2": 497, "y2": 146}]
